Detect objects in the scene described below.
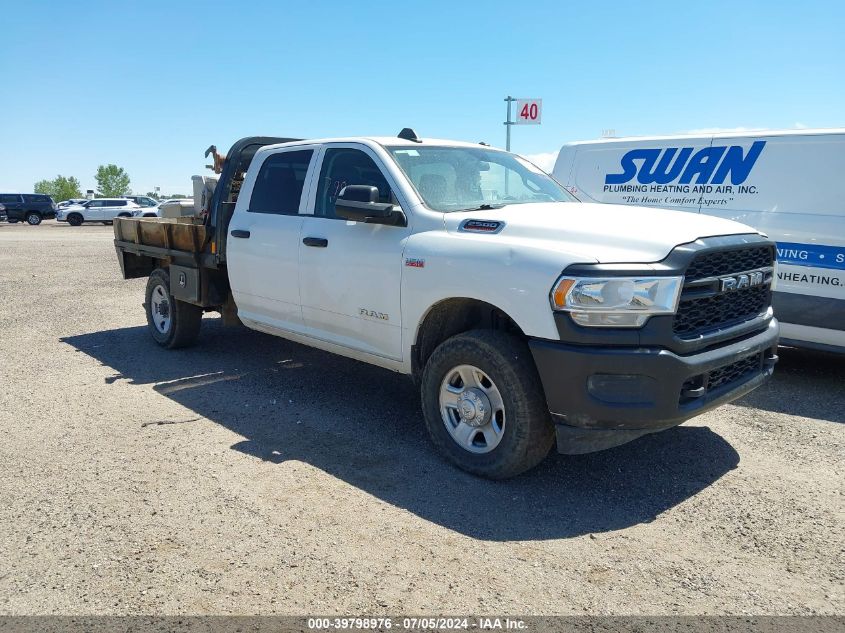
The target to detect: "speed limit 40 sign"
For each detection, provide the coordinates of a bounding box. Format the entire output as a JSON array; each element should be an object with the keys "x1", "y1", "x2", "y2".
[{"x1": 514, "y1": 98, "x2": 542, "y2": 125}]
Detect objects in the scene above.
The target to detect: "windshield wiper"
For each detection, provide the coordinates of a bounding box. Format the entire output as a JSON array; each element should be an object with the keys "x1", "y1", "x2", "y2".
[{"x1": 454, "y1": 203, "x2": 505, "y2": 212}]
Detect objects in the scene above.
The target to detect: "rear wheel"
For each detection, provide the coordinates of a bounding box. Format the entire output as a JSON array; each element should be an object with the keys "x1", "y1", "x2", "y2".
[
  {"x1": 421, "y1": 330, "x2": 555, "y2": 479},
  {"x1": 25, "y1": 212, "x2": 42, "y2": 225},
  {"x1": 67, "y1": 213, "x2": 83, "y2": 226},
  {"x1": 145, "y1": 268, "x2": 203, "y2": 349}
]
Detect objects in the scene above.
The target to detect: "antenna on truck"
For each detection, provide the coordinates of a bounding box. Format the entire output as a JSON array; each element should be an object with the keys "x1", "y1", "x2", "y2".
[{"x1": 398, "y1": 128, "x2": 422, "y2": 143}]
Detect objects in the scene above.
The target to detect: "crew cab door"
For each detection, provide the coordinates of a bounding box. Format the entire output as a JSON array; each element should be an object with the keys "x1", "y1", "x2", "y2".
[
  {"x1": 298, "y1": 144, "x2": 412, "y2": 360},
  {"x1": 226, "y1": 146, "x2": 318, "y2": 332}
]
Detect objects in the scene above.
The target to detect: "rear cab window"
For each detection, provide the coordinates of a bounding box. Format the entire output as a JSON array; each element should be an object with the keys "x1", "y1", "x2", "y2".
[{"x1": 249, "y1": 149, "x2": 314, "y2": 215}]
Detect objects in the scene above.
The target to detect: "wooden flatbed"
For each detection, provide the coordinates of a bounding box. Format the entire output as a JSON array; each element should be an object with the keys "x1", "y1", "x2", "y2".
[
  {"x1": 114, "y1": 216, "x2": 208, "y2": 254},
  {"x1": 113, "y1": 217, "x2": 227, "y2": 308}
]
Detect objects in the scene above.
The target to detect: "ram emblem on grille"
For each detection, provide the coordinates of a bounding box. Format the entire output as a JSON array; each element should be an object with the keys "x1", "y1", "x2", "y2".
[{"x1": 719, "y1": 271, "x2": 764, "y2": 292}]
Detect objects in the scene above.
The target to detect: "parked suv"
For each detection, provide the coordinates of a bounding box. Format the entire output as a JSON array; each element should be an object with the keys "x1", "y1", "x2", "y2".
[
  {"x1": 57, "y1": 198, "x2": 89, "y2": 209},
  {"x1": 124, "y1": 196, "x2": 160, "y2": 215},
  {"x1": 0, "y1": 193, "x2": 57, "y2": 225},
  {"x1": 57, "y1": 199, "x2": 141, "y2": 226}
]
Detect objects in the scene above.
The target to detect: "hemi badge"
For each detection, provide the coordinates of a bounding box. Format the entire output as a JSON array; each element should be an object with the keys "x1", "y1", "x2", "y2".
[{"x1": 405, "y1": 258, "x2": 425, "y2": 268}]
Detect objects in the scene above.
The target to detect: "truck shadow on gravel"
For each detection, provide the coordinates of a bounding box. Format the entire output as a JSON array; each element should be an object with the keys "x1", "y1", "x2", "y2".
[{"x1": 63, "y1": 320, "x2": 740, "y2": 541}]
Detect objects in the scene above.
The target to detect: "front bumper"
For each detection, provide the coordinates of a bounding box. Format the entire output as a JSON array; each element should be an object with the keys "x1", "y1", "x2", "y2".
[{"x1": 529, "y1": 319, "x2": 779, "y2": 454}]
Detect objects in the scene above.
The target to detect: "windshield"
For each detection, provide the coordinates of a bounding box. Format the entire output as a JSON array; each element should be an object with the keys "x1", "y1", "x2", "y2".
[{"x1": 389, "y1": 146, "x2": 576, "y2": 212}]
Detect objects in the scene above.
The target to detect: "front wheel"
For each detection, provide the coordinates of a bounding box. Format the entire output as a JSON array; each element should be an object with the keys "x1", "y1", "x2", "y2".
[
  {"x1": 145, "y1": 269, "x2": 203, "y2": 349},
  {"x1": 26, "y1": 212, "x2": 42, "y2": 225},
  {"x1": 67, "y1": 213, "x2": 83, "y2": 226},
  {"x1": 421, "y1": 330, "x2": 554, "y2": 479}
]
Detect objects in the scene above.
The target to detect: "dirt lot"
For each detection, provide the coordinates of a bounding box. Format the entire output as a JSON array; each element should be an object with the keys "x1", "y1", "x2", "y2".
[{"x1": 0, "y1": 221, "x2": 842, "y2": 615}]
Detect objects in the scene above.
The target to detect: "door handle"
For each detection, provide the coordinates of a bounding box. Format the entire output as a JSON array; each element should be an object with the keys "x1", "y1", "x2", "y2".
[
  {"x1": 230, "y1": 229, "x2": 251, "y2": 238},
  {"x1": 303, "y1": 237, "x2": 328, "y2": 248}
]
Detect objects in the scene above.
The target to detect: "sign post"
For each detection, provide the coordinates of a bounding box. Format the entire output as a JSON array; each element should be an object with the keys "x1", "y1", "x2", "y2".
[
  {"x1": 504, "y1": 96, "x2": 515, "y2": 151},
  {"x1": 504, "y1": 97, "x2": 542, "y2": 151},
  {"x1": 504, "y1": 96, "x2": 542, "y2": 193}
]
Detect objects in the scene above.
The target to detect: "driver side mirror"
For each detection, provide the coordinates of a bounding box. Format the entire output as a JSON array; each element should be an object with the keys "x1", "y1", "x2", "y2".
[{"x1": 335, "y1": 185, "x2": 405, "y2": 226}]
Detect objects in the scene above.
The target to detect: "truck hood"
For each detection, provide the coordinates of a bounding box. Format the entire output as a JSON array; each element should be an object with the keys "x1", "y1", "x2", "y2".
[{"x1": 444, "y1": 202, "x2": 759, "y2": 263}]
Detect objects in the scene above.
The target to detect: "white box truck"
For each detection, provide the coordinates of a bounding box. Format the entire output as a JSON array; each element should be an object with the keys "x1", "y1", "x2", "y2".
[{"x1": 552, "y1": 129, "x2": 845, "y2": 353}]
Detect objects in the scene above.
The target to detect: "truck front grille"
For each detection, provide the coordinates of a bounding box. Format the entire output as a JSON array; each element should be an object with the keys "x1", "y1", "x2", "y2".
[
  {"x1": 673, "y1": 245, "x2": 775, "y2": 338},
  {"x1": 674, "y1": 285, "x2": 770, "y2": 336},
  {"x1": 684, "y1": 245, "x2": 774, "y2": 282}
]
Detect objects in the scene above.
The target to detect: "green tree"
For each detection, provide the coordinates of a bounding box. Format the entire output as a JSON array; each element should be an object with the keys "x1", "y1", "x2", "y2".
[
  {"x1": 95, "y1": 164, "x2": 131, "y2": 197},
  {"x1": 144, "y1": 191, "x2": 162, "y2": 200},
  {"x1": 33, "y1": 175, "x2": 82, "y2": 202}
]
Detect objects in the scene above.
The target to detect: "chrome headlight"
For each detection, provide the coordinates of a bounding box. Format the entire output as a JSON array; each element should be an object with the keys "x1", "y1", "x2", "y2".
[{"x1": 550, "y1": 276, "x2": 683, "y2": 327}]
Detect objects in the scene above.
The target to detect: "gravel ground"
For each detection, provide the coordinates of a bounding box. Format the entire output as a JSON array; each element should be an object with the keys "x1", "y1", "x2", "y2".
[{"x1": 0, "y1": 221, "x2": 842, "y2": 615}]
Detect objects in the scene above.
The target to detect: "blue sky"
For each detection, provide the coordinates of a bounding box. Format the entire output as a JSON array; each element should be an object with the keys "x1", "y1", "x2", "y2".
[{"x1": 1, "y1": 0, "x2": 843, "y2": 195}]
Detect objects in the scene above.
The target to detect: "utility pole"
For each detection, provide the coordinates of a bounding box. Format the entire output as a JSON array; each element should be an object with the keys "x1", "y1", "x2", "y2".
[{"x1": 504, "y1": 95, "x2": 515, "y2": 151}]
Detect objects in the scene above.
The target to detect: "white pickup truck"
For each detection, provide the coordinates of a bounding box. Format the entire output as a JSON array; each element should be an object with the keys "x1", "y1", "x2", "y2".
[{"x1": 113, "y1": 131, "x2": 779, "y2": 478}]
